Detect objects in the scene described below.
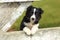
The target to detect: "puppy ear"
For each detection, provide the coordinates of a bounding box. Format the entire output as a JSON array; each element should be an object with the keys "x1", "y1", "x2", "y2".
[
  {"x1": 38, "y1": 8, "x2": 44, "y2": 14},
  {"x1": 27, "y1": 5, "x2": 33, "y2": 11}
]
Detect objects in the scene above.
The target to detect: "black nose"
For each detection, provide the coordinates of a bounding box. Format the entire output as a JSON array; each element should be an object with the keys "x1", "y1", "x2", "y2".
[{"x1": 32, "y1": 18, "x2": 34, "y2": 20}]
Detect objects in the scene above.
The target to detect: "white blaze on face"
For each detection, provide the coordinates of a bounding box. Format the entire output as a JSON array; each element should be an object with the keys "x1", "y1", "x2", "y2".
[{"x1": 30, "y1": 8, "x2": 36, "y2": 22}]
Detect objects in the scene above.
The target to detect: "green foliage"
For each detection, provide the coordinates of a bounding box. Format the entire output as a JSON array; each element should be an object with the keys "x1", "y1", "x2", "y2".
[
  {"x1": 32, "y1": 0, "x2": 60, "y2": 28},
  {"x1": 11, "y1": 12, "x2": 25, "y2": 31}
]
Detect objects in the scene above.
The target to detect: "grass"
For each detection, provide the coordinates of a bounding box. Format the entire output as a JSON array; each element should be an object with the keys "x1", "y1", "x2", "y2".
[{"x1": 11, "y1": 0, "x2": 60, "y2": 31}]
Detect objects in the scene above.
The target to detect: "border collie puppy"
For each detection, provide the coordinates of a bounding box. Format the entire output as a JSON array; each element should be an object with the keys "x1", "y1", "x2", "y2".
[{"x1": 20, "y1": 6, "x2": 44, "y2": 35}]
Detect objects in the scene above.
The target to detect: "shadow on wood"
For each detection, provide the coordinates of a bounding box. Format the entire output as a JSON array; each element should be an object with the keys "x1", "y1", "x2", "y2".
[{"x1": 0, "y1": 27, "x2": 60, "y2": 40}]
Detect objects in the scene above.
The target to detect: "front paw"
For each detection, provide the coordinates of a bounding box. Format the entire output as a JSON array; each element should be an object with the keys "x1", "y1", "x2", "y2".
[
  {"x1": 23, "y1": 27, "x2": 31, "y2": 35},
  {"x1": 31, "y1": 28, "x2": 38, "y2": 35},
  {"x1": 31, "y1": 24, "x2": 39, "y2": 35}
]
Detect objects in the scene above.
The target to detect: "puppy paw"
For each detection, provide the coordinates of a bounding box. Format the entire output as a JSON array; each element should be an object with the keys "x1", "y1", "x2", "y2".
[
  {"x1": 23, "y1": 27, "x2": 31, "y2": 35},
  {"x1": 31, "y1": 28, "x2": 38, "y2": 35},
  {"x1": 31, "y1": 24, "x2": 39, "y2": 35}
]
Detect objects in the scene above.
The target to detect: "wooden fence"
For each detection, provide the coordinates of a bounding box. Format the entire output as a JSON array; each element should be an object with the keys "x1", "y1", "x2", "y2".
[{"x1": 0, "y1": 27, "x2": 60, "y2": 40}]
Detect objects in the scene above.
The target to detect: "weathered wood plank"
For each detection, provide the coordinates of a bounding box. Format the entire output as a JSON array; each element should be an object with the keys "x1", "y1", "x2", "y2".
[
  {"x1": 0, "y1": 27, "x2": 60, "y2": 40},
  {"x1": 0, "y1": 3, "x2": 19, "y2": 29},
  {"x1": 0, "y1": 2, "x2": 32, "y2": 31}
]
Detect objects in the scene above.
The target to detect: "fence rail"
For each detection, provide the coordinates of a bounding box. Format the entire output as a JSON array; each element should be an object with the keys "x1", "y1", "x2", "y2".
[{"x1": 0, "y1": 27, "x2": 60, "y2": 40}]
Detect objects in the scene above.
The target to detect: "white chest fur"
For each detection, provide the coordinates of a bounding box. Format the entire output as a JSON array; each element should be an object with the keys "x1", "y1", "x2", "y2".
[
  {"x1": 24, "y1": 22, "x2": 34, "y2": 29},
  {"x1": 23, "y1": 22, "x2": 39, "y2": 35}
]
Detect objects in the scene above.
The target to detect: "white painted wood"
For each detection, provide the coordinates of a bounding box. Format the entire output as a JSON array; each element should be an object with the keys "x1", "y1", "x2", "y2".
[
  {"x1": 0, "y1": 27, "x2": 60, "y2": 40},
  {"x1": 1, "y1": 2, "x2": 32, "y2": 32},
  {"x1": 0, "y1": 3, "x2": 19, "y2": 29}
]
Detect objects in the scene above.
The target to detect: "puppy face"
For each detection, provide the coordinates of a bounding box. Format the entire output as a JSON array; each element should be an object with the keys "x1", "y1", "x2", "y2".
[{"x1": 25, "y1": 6, "x2": 43, "y2": 24}]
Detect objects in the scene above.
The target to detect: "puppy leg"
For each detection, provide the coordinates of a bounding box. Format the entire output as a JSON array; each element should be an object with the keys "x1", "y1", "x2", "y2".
[
  {"x1": 23, "y1": 27, "x2": 31, "y2": 35},
  {"x1": 31, "y1": 24, "x2": 39, "y2": 35}
]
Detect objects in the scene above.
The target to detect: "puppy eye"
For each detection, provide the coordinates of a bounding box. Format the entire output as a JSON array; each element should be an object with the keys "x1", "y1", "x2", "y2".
[
  {"x1": 35, "y1": 12, "x2": 39, "y2": 14},
  {"x1": 35, "y1": 11, "x2": 36, "y2": 13}
]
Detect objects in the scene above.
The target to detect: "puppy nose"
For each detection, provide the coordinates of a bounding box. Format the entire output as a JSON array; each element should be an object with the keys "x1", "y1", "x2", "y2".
[{"x1": 32, "y1": 18, "x2": 34, "y2": 20}]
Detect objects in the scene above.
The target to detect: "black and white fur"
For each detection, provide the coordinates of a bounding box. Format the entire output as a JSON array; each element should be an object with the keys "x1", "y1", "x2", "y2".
[{"x1": 20, "y1": 6, "x2": 43, "y2": 35}]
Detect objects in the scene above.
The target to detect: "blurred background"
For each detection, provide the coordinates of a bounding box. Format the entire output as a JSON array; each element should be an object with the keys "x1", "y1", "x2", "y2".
[{"x1": 11, "y1": 0, "x2": 60, "y2": 31}]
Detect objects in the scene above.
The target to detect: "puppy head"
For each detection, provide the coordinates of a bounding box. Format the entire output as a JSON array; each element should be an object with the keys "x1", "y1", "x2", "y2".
[{"x1": 25, "y1": 6, "x2": 44, "y2": 23}]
